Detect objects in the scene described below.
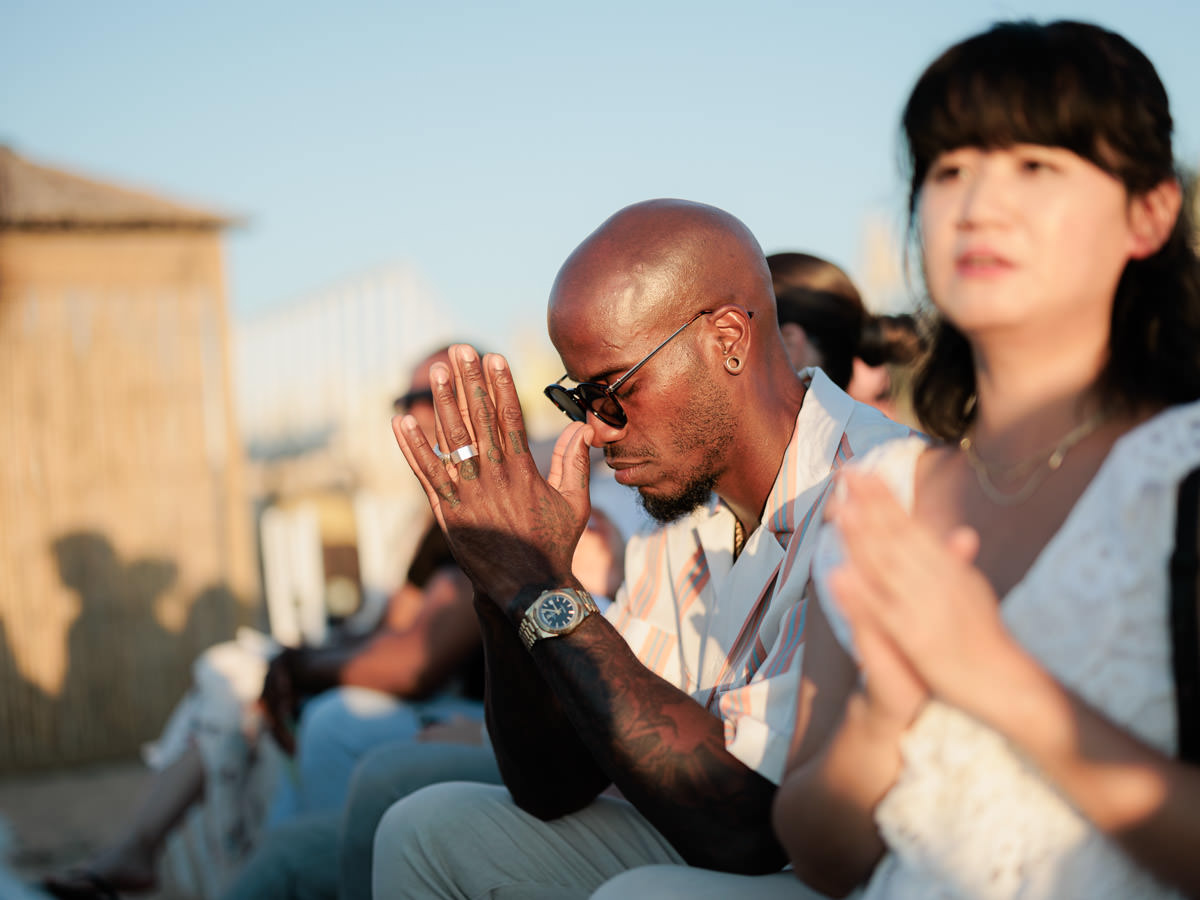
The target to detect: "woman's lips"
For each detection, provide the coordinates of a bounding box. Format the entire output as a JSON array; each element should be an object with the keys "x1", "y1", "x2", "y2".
[{"x1": 955, "y1": 247, "x2": 1014, "y2": 277}]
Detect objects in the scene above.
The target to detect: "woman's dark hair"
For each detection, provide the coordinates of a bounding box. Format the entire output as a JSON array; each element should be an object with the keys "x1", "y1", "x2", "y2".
[
  {"x1": 767, "y1": 253, "x2": 928, "y2": 389},
  {"x1": 768, "y1": 252, "x2": 865, "y2": 388},
  {"x1": 902, "y1": 19, "x2": 1200, "y2": 440},
  {"x1": 858, "y1": 314, "x2": 926, "y2": 368},
  {"x1": 768, "y1": 252, "x2": 864, "y2": 303}
]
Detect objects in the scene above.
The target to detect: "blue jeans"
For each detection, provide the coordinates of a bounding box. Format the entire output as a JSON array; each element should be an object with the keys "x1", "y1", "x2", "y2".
[
  {"x1": 221, "y1": 740, "x2": 502, "y2": 900},
  {"x1": 266, "y1": 686, "x2": 484, "y2": 826}
]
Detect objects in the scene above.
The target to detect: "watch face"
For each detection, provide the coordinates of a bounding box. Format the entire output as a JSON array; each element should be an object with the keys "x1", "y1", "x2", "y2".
[{"x1": 535, "y1": 592, "x2": 581, "y2": 633}]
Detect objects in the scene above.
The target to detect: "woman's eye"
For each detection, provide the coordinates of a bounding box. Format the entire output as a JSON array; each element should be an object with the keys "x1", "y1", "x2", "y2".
[{"x1": 929, "y1": 164, "x2": 962, "y2": 183}]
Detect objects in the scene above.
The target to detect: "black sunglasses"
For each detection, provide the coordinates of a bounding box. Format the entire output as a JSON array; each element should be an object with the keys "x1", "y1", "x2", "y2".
[
  {"x1": 393, "y1": 387, "x2": 435, "y2": 415},
  {"x1": 545, "y1": 309, "x2": 745, "y2": 428}
]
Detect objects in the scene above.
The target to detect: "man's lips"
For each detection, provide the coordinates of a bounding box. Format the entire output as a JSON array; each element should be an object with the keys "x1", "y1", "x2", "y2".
[{"x1": 607, "y1": 458, "x2": 650, "y2": 486}]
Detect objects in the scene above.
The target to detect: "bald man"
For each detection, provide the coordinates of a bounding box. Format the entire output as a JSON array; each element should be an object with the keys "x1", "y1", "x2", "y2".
[{"x1": 383, "y1": 200, "x2": 911, "y2": 897}]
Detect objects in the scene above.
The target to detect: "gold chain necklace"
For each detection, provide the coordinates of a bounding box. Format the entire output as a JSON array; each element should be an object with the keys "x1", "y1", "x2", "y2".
[
  {"x1": 733, "y1": 518, "x2": 746, "y2": 559},
  {"x1": 959, "y1": 411, "x2": 1106, "y2": 507}
]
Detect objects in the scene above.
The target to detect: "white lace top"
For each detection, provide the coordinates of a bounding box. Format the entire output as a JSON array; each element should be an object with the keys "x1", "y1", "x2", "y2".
[{"x1": 812, "y1": 400, "x2": 1200, "y2": 899}]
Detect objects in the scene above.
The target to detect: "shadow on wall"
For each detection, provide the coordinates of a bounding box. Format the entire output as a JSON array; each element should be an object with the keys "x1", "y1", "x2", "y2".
[{"x1": 0, "y1": 531, "x2": 246, "y2": 772}]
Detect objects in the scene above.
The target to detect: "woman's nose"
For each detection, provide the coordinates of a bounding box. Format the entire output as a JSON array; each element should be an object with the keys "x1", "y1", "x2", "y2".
[{"x1": 957, "y1": 160, "x2": 1010, "y2": 230}]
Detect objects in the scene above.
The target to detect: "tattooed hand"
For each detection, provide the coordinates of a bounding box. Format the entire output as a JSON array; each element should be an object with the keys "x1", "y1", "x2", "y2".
[{"x1": 393, "y1": 344, "x2": 594, "y2": 616}]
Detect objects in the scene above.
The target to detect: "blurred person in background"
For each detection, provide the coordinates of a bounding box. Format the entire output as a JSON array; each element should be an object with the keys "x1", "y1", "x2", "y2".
[
  {"x1": 40, "y1": 346, "x2": 490, "y2": 900},
  {"x1": 768, "y1": 252, "x2": 926, "y2": 424},
  {"x1": 851, "y1": 312, "x2": 924, "y2": 423},
  {"x1": 218, "y1": 509, "x2": 626, "y2": 900}
]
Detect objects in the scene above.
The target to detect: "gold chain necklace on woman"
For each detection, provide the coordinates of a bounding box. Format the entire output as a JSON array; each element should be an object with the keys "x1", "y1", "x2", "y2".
[{"x1": 959, "y1": 411, "x2": 1107, "y2": 507}]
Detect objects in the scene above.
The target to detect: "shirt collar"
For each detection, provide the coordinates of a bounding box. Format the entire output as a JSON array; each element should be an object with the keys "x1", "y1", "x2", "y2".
[{"x1": 760, "y1": 367, "x2": 856, "y2": 547}]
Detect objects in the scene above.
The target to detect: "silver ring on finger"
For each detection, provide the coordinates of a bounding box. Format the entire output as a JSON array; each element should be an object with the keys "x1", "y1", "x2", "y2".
[{"x1": 448, "y1": 444, "x2": 479, "y2": 464}]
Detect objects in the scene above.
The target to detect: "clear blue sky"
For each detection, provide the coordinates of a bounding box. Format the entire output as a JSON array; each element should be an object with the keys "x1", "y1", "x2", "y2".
[{"x1": 4, "y1": 1, "x2": 1198, "y2": 357}]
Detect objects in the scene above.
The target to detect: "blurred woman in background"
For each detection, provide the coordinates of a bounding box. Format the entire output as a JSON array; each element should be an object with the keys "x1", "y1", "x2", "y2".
[{"x1": 767, "y1": 252, "x2": 924, "y2": 424}]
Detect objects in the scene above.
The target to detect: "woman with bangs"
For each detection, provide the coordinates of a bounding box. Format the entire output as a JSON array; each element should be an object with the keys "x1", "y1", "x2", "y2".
[{"x1": 768, "y1": 19, "x2": 1200, "y2": 900}]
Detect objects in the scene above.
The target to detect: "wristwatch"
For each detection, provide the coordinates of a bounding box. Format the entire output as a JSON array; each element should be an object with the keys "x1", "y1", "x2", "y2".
[{"x1": 518, "y1": 588, "x2": 600, "y2": 649}]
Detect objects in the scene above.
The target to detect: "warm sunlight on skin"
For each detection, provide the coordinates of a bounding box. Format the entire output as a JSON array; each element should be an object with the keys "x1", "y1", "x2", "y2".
[
  {"x1": 1092, "y1": 764, "x2": 1171, "y2": 831},
  {"x1": 918, "y1": 145, "x2": 1136, "y2": 344},
  {"x1": 847, "y1": 359, "x2": 894, "y2": 417}
]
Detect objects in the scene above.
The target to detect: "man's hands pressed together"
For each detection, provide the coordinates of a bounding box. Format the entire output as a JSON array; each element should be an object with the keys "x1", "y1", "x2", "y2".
[{"x1": 392, "y1": 344, "x2": 594, "y2": 618}]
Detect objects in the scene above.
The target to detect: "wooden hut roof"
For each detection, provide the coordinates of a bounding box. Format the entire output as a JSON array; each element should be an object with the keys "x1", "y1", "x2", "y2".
[{"x1": 0, "y1": 146, "x2": 235, "y2": 230}]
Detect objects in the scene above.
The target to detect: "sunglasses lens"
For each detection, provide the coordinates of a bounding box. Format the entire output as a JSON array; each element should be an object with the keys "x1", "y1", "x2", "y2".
[
  {"x1": 576, "y1": 384, "x2": 627, "y2": 428},
  {"x1": 544, "y1": 385, "x2": 587, "y2": 422}
]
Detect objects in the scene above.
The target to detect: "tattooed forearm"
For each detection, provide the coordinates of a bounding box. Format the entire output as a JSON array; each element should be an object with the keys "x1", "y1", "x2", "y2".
[
  {"x1": 475, "y1": 595, "x2": 610, "y2": 818},
  {"x1": 531, "y1": 619, "x2": 786, "y2": 873}
]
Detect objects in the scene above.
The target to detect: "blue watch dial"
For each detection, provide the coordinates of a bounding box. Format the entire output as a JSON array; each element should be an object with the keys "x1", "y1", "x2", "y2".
[{"x1": 535, "y1": 593, "x2": 579, "y2": 632}]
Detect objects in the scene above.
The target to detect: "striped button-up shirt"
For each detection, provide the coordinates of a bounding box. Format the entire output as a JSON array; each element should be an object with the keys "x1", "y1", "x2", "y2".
[{"x1": 605, "y1": 368, "x2": 913, "y2": 782}]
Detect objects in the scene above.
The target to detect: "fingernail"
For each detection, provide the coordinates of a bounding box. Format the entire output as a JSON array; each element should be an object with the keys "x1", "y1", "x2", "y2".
[
  {"x1": 432, "y1": 364, "x2": 449, "y2": 386},
  {"x1": 458, "y1": 345, "x2": 476, "y2": 363}
]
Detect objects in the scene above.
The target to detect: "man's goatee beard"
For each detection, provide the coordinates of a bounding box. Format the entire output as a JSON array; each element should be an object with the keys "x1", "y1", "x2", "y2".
[{"x1": 637, "y1": 473, "x2": 718, "y2": 524}]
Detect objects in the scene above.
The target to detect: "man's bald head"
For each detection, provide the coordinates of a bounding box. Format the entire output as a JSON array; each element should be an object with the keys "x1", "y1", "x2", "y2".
[
  {"x1": 541, "y1": 200, "x2": 804, "y2": 528},
  {"x1": 548, "y1": 199, "x2": 776, "y2": 350}
]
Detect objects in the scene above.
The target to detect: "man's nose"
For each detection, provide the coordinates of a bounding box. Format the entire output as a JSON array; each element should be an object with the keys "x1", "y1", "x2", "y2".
[{"x1": 586, "y1": 412, "x2": 627, "y2": 446}]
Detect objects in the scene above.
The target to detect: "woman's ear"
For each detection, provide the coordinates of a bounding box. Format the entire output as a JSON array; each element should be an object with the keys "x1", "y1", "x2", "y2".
[{"x1": 1128, "y1": 177, "x2": 1182, "y2": 260}]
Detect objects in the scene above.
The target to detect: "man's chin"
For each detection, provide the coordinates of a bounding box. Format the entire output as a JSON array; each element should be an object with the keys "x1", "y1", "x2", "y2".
[{"x1": 635, "y1": 478, "x2": 716, "y2": 525}]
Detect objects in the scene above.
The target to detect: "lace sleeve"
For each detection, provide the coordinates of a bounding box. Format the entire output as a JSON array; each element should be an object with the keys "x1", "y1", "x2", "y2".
[{"x1": 856, "y1": 402, "x2": 1200, "y2": 900}]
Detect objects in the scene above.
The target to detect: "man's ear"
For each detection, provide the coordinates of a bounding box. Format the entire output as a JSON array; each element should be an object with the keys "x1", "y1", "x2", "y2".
[
  {"x1": 1128, "y1": 177, "x2": 1182, "y2": 260},
  {"x1": 710, "y1": 305, "x2": 753, "y2": 361}
]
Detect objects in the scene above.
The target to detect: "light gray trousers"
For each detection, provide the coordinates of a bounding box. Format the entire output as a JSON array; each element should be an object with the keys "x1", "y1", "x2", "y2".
[
  {"x1": 591, "y1": 865, "x2": 825, "y2": 899},
  {"x1": 371, "y1": 781, "x2": 826, "y2": 899},
  {"x1": 372, "y1": 781, "x2": 687, "y2": 899}
]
